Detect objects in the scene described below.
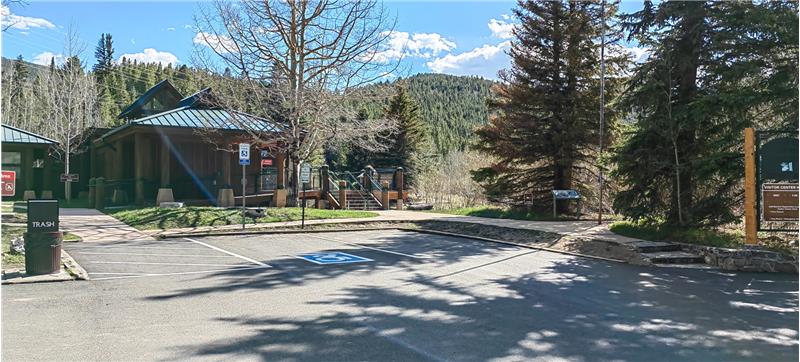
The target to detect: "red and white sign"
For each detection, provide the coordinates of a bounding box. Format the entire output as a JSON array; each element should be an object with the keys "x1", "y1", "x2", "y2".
[
  {"x1": 261, "y1": 158, "x2": 273, "y2": 167},
  {"x1": 1, "y1": 171, "x2": 16, "y2": 197}
]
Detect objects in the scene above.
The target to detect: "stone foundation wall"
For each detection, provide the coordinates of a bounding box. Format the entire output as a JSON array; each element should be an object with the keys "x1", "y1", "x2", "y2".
[{"x1": 681, "y1": 244, "x2": 798, "y2": 273}]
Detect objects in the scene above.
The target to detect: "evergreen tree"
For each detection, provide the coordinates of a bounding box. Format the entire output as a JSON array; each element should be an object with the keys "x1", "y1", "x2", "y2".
[
  {"x1": 63, "y1": 56, "x2": 83, "y2": 74},
  {"x1": 613, "y1": 0, "x2": 798, "y2": 226},
  {"x1": 93, "y1": 33, "x2": 114, "y2": 81},
  {"x1": 473, "y1": 0, "x2": 624, "y2": 212},
  {"x1": 374, "y1": 84, "x2": 431, "y2": 185}
]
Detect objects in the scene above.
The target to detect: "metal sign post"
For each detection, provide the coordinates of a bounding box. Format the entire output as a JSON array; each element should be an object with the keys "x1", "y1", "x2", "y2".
[
  {"x1": 239, "y1": 143, "x2": 250, "y2": 229},
  {"x1": 300, "y1": 163, "x2": 311, "y2": 229}
]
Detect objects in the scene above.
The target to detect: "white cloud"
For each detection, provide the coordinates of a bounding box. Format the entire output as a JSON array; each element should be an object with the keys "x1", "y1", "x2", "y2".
[
  {"x1": 32, "y1": 52, "x2": 66, "y2": 66},
  {"x1": 372, "y1": 31, "x2": 456, "y2": 62},
  {"x1": 119, "y1": 48, "x2": 179, "y2": 65},
  {"x1": 193, "y1": 32, "x2": 237, "y2": 53},
  {"x1": 166, "y1": 27, "x2": 176, "y2": 31},
  {"x1": 0, "y1": 5, "x2": 55, "y2": 30},
  {"x1": 130, "y1": 38, "x2": 136, "y2": 44},
  {"x1": 427, "y1": 41, "x2": 511, "y2": 79},
  {"x1": 488, "y1": 18, "x2": 515, "y2": 39},
  {"x1": 625, "y1": 46, "x2": 650, "y2": 63},
  {"x1": 501, "y1": 14, "x2": 511, "y2": 20}
]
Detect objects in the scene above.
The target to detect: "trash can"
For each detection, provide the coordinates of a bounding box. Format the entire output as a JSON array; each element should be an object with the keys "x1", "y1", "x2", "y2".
[{"x1": 23, "y1": 231, "x2": 63, "y2": 275}]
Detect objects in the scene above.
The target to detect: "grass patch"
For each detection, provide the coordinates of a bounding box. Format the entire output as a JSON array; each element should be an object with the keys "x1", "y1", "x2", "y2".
[
  {"x1": 2, "y1": 225, "x2": 25, "y2": 268},
  {"x1": 107, "y1": 206, "x2": 378, "y2": 230},
  {"x1": 63, "y1": 232, "x2": 81, "y2": 242},
  {"x1": 425, "y1": 206, "x2": 574, "y2": 221},
  {"x1": 610, "y1": 221, "x2": 744, "y2": 249}
]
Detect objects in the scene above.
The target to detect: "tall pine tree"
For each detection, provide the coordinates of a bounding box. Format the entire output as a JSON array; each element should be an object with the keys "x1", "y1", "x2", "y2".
[
  {"x1": 473, "y1": 0, "x2": 625, "y2": 212},
  {"x1": 613, "y1": 0, "x2": 798, "y2": 226},
  {"x1": 374, "y1": 84, "x2": 431, "y2": 186},
  {"x1": 93, "y1": 33, "x2": 114, "y2": 81}
]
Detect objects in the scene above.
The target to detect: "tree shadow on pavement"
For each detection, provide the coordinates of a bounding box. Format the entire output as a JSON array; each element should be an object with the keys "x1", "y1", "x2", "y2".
[{"x1": 149, "y1": 232, "x2": 798, "y2": 361}]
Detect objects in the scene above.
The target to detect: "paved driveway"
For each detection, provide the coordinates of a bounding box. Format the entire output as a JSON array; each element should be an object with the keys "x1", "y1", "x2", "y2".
[{"x1": 3, "y1": 230, "x2": 798, "y2": 361}]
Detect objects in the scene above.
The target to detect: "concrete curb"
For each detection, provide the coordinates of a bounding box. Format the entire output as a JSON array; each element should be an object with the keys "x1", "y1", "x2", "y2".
[
  {"x1": 61, "y1": 249, "x2": 89, "y2": 281},
  {"x1": 157, "y1": 226, "x2": 402, "y2": 239},
  {"x1": 406, "y1": 228, "x2": 628, "y2": 264},
  {"x1": 157, "y1": 222, "x2": 628, "y2": 265},
  {"x1": 147, "y1": 218, "x2": 407, "y2": 238}
]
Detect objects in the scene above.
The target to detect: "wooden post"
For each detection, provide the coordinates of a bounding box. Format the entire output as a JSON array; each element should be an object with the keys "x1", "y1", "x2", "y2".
[
  {"x1": 160, "y1": 141, "x2": 171, "y2": 187},
  {"x1": 134, "y1": 133, "x2": 145, "y2": 205},
  {"x1": 222, "y1": 150, "x2": 231, "y2": 187},
  {"x1": 744, "y1": 128, "x2": 758, "y2": 245},
  {"x1": 94, "y1": 177, "x2": 105, "y2": 210},
  {"x1": 339, "y1": 181, "x2": 347, "y2": 210},
  {"x1": 276, "y1": 153, "x2": 286, "y2": 189},
  {"x1": 381, "y1": 181, "x2": 390, "y2": 210},
  {"x1": 395, "y1": 167, "x2": 404, "y2": 210},
  {"x1": 320, "y1": 165, "x2": 329, "y2": 209},
  {"x1": 114, "y1": 140, "x2": 124, "y2": 179}
]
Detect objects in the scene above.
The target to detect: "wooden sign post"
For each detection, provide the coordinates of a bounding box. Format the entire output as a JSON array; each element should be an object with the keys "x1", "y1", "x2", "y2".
[{"x1": 744, "y1": 128, "x2": 757, "y2": 245}]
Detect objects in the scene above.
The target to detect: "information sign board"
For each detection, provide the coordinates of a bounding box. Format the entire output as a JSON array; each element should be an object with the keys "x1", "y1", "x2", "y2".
[{"x1": 762, "y1": 183, "x2": 799, "y2": 222}]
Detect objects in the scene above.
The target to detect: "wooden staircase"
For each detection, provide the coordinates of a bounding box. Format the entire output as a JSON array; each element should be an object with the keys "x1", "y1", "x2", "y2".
[{"x1": 344, "y1": 190, "x2": 383, "y2": 210}]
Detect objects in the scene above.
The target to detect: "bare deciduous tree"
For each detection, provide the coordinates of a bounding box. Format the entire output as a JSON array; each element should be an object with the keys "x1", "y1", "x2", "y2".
[
  {"x1": 35, "y1": 27, "x2": 101, "y2": 202},
  {"x1": 194, "y1": 0, "x2": 399, "y2": 205}
]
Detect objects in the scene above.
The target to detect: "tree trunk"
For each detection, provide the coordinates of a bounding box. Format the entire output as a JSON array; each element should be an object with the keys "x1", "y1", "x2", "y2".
[{"x1": 64, "y1": 156, "x2": 71, "y2": 203}]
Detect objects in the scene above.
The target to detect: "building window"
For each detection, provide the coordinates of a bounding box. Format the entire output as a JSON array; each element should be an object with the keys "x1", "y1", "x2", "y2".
[{"x1": 2, "y1": 151, "x2": 22, "y2": 178}]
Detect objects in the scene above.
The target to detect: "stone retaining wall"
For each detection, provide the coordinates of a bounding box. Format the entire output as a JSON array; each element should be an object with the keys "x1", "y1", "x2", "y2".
[{"x1": 681, "y1": 244, "x2": 798, "y2": 273}]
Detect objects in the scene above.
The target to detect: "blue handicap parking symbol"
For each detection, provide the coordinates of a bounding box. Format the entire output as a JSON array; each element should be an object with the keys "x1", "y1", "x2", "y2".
[{"x1": 297, "y1": 252, "x2": 373, "y2": 265}]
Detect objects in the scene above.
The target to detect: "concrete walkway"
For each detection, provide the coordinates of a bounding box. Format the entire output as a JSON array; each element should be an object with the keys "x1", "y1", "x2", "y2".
[{"x1": 60, "y1": 208, "x2": 154, "y2": 242}]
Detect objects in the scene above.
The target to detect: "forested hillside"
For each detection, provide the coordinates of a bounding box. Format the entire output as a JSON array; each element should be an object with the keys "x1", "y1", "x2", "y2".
[
  {"x1": 362, "y1": 73, "x2": 494, "y2": 156},
  {"x1": 3, "y1": 54, "x2": 493, "y2": 156}
]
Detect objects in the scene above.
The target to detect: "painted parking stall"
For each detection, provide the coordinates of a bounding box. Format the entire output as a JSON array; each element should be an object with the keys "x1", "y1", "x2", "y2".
[{"x1": 63, "y1": 238, "x2": 270, "y2": 280}]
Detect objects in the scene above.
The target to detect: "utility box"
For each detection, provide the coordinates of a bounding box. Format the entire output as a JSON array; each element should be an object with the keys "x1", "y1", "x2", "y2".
[
  {"x1": 552, "y1": 189, "x2": 581, "y2": 219},
  {"x1": 24, "y1": 199, "x2": 62, "y2": 275}
]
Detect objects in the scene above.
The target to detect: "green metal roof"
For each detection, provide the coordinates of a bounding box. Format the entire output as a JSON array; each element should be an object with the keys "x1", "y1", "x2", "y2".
[
  {"x1": 1, "y1": 124, "x2": 56, "y2": 144},
  {"x1": 117, "y1": 79, "x2": 183, "y2": 120},
  {"x1": 100, "y1": 107, "x2": 280, "y2": 139}
]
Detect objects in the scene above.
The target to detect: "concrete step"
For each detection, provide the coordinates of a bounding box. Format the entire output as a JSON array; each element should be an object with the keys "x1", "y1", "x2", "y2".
[
  {"x1": 634, "y1": 241, "x2": 682, "y2": 253},
  {"x1": 642, "y1": 251, "x2": 705, "y2": 265}
]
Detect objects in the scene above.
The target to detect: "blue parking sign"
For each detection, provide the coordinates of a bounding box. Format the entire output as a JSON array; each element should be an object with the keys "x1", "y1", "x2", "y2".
[{"x1": 297, "y1": 252, "x2": 372, "y2": 265}]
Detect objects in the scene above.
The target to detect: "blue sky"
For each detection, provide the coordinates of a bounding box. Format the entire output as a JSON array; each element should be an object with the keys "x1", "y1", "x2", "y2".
[{"x1": 1, "y1": 1, "x2": 645, "y2": 80}]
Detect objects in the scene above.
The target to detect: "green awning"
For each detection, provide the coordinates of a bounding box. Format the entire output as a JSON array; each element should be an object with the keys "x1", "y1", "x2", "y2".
[{"x1": 1, "y1": 125, "x2": 56, "y2": 145}]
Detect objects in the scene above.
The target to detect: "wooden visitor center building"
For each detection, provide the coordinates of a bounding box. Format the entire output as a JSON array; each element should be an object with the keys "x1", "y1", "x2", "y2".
[{"x1": 1, "y1": 80, "x2": 407, "y2": 210}]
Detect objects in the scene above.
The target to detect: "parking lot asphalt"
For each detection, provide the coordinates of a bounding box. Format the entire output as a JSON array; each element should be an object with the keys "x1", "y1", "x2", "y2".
[{"x1": 3, "y1": 230, "x2": 798, "y2": 361}]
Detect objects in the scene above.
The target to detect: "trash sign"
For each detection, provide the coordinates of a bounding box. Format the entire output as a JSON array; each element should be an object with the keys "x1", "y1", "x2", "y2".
[{"x1": 27, "y1": 199, "x2": 59, "y2": 233}]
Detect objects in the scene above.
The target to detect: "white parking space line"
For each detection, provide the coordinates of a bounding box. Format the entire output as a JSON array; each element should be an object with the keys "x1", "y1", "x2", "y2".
[
  {"x1": 89, "y1": 265, "x2": 272, "y2": 281},
  {"x1": 89, "y1": 261, "x2": 253, "y2": 267},
  {"x1": 305, "y1": 234, "x2": 424, "y2": 259},
  {"x1": 73, "y1": 252, "x2": 239, "y2": 258},
  {"x1": 65, "y1": 246, "x2": 211, "y2": 251},
  {"x1": 89, "y1": 272, "x2": 151, "y2": 275},
  {"x1": 184, "y1": 237, "x2": 270, "y2": 267}
]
